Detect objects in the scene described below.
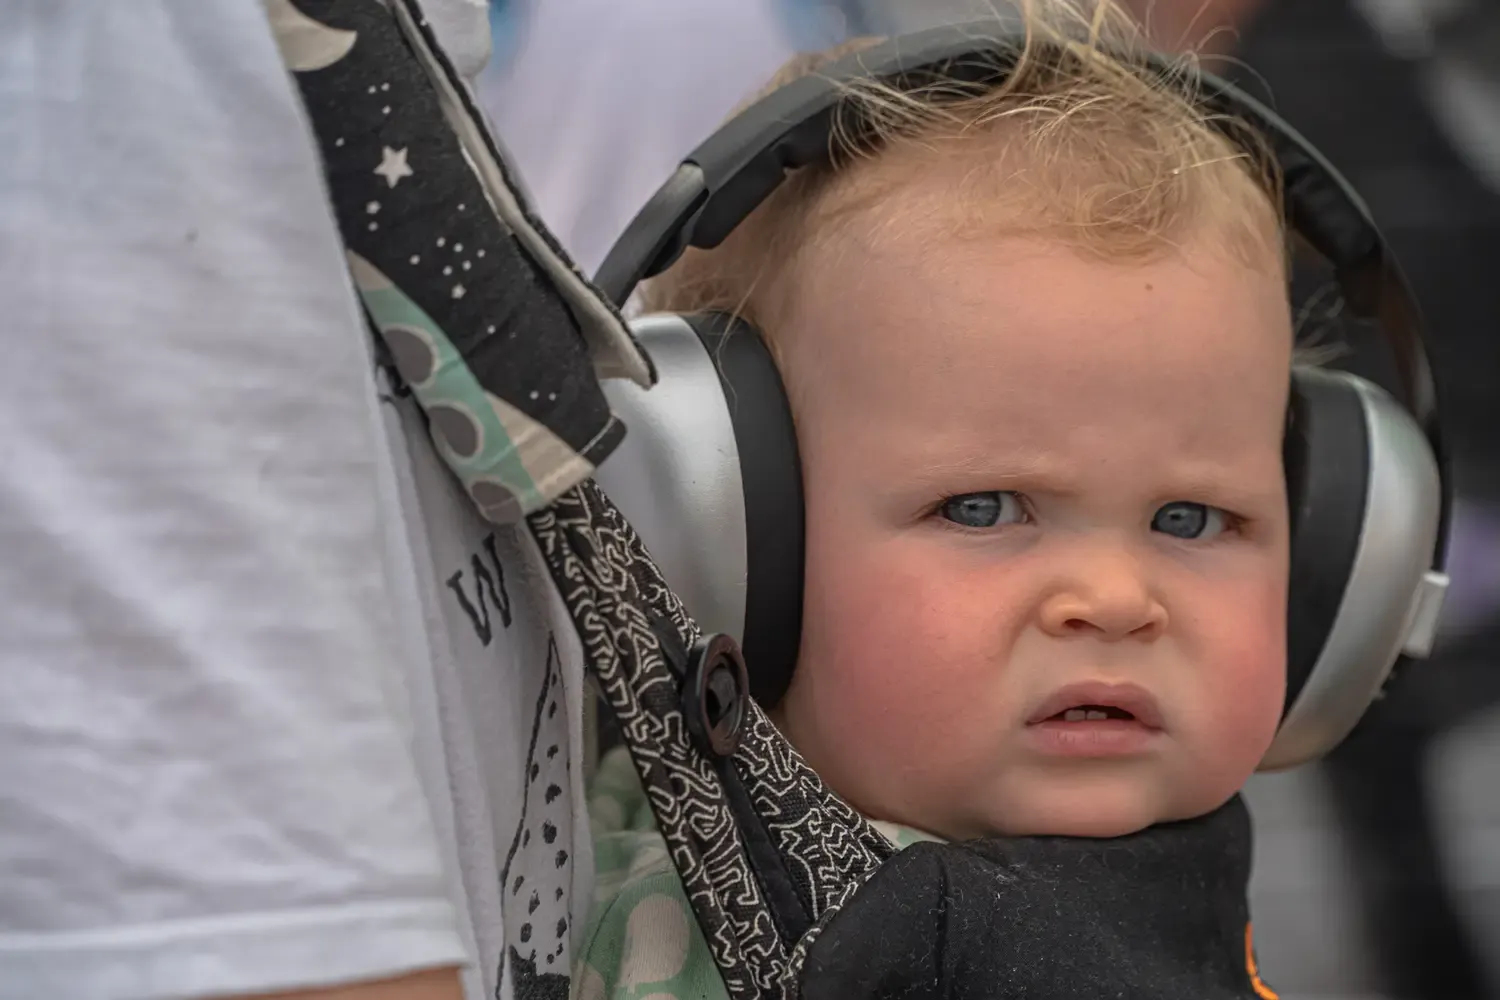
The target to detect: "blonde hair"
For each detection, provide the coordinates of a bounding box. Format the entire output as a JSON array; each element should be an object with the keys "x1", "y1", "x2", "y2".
[{"x1": 640, "y1": 0, "x2": 1286, "y2": 340}]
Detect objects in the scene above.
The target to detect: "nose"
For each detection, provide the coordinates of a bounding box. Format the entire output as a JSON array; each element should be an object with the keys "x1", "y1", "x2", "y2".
[{"x1": 1038, "y1": 543, "x2": 1168, "y2": 641}]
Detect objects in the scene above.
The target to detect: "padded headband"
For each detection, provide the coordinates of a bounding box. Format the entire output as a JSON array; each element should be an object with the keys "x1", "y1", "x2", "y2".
[{"x1": 596, "y1": 22, "x2": 1447, "y2": 500}]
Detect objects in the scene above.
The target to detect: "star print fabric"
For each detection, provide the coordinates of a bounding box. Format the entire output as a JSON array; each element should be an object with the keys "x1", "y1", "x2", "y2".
[{"x1": 277, "y1": 0, "x2": 650, "y2": 524}]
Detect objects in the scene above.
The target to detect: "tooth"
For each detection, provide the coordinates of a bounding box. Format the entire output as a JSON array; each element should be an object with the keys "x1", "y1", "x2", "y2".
[
  {"x1": 1064, "y1": 709, "x2": 1087, "y2": 722},
  {"x1": 1086, "y1": 710, "x2": 1108, "y2": 721}
]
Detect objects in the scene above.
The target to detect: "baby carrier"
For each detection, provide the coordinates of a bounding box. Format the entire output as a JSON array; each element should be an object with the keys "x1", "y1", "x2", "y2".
[{"x1": 278, "y1": 2, "x2": 1452, "y2": 996}]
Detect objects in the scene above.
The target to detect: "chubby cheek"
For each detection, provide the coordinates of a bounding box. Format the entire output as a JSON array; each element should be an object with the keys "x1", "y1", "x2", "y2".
[
  {"x1": 786, "y1": 534, "x2": 1008, "y2": 823},
  {"x1": 1174, "y1": 583, "x2": 1287, "y2": 815}
]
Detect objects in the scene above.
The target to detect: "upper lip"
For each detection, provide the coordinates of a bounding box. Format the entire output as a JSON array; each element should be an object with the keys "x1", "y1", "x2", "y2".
[{"x1": 1026, "y1": 681, "x2": 1164, "y2": 729}]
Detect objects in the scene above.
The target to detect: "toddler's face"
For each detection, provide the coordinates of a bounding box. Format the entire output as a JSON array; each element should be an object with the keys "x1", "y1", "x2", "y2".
[{"x1": 772, "y1": 225, "x2": 1291, "y2": 840}]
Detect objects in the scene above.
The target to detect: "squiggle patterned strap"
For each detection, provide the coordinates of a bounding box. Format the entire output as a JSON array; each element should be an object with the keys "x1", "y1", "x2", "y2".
[
  {"x1": 529, "y1": 485, "x2": 778, "y2": 998},
  {"x1": 529, "y1": 482, "x2": 893, "y2": 998},
  {"x1": 589, "y1": 494, "x2": 895, "y2": 916}
]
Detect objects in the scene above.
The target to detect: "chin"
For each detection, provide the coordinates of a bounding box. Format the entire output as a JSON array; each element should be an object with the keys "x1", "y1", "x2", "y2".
[
  {"x1": 986, "y1": 780, "x2": 1166, "y2": 839},
  {"x1": 1029, "y1": 810, "x2": 1157, "y2": 839},
  {"x1": 994, "y1": 806, "x2": 1157, "y2": 839}
]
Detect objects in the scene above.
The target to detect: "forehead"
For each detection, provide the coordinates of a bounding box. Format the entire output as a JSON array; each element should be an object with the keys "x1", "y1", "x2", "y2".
[{"x1": 779, "y1": 226, "x2": 1293, "y2": 465}]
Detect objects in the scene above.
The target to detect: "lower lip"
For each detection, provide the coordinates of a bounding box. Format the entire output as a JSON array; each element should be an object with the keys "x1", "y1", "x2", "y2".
[{"x1": 1024, "y1": 719, "x2": 1161, "y2": 757}]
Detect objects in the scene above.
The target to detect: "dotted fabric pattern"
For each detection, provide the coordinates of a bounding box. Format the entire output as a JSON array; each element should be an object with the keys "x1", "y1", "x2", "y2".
[{"x1": 275, "y1": 0, "x2": 639, "y2": 527}]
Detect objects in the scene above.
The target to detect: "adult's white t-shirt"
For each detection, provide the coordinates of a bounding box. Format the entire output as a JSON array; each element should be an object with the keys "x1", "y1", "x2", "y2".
[{"x1": 0, "y1": 3, "x2": 593, "y2": 1000}]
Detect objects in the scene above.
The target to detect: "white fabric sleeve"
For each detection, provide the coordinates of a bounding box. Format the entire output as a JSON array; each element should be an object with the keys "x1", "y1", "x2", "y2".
[{"x1": 0, "y1": 3, "x2": 467, "y2": 999}]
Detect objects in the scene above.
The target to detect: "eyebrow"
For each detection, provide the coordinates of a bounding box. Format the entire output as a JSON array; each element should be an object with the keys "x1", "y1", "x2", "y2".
[
  {"x1": 902, "y1": 452, "x2": 1076, "y2": 494},
  {"x1": 904, "y1": 453, "x2": 1282, "y2": 510}
]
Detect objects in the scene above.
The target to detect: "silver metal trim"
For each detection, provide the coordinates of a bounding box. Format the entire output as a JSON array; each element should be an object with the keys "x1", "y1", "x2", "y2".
[
  {"x1": 593, "y1": 315, "x2": 749, "y2": 643},
  {"x1": 1402, "y1": 569, "x2": 1451, "y2": 659},
  {"x1": 1261, "y1": 371, "x2": 1444, "y2": 770}
]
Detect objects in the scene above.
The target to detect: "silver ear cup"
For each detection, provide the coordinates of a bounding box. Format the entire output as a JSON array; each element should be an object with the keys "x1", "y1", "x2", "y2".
[
  {"x1": 592, "y1": 315, "x2": 750, "y2": 645},
  {"x1": 1261, "y1": 371, "x2": 1448, "y2": 770}
]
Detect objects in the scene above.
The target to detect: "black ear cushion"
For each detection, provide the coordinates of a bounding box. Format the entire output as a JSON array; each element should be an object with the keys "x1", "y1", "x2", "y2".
[
  {"x1": 685, "y1": 314, "x2": 805, "y2": 708},
  {"x1": 1284, "y1": 370, "x2": 1371, "y2": 716}
]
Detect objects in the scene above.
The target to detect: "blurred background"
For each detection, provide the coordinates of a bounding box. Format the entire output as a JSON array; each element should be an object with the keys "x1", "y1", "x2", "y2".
[{"x1": 475, "y1": 2, "x2": 1500, "y2": 996}]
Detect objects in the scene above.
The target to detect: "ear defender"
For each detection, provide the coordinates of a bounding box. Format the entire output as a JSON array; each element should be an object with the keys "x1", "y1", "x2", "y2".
[
  {"x1": 598, "y1": 320, "x2": 1447, "y2": 770},
  {"x1": 1271, "y1": 367, "x2": 1447, "y2": 767},
  {"x1": 590, "y1": 27, "x2": 1451, "y2": 769}
]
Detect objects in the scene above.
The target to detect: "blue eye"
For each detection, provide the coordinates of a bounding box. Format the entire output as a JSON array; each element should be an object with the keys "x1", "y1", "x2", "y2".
[
  {"x1": 1152, "y1": 501, "x2": 1228, "y2": 540},
  {"x1": 939, "y1": 491, "x2": 1027, "y2": 529}
]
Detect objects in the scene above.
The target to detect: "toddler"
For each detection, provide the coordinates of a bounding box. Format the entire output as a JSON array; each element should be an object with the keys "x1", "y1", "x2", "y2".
[{"x1": 578, "y1": 2, "x2": 1296, "y2": 996}]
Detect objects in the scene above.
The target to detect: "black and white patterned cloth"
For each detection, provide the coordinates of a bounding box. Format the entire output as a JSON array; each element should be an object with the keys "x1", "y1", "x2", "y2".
[
  {"x1": 272, "y1": 0, "x2": 651, "y2": 525},
  {"x1": 528, "y1": 482, "x2": 894, "y2": 999}
]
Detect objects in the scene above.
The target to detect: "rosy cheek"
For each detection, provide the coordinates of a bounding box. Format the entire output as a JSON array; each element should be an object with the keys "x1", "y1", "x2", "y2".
[
  {"x1": 1217, "y1": 668, "x2": 1283, "y2": 751},
  {"x1": 1202, "y1": 606, "x2": 1287, "y2": 767},
  {"x1": 803, "y1": 549, "x2": 1009, "y2": 764},
  {"x1": 809, "y1": 572, "x2": 942, "y2": 723}
]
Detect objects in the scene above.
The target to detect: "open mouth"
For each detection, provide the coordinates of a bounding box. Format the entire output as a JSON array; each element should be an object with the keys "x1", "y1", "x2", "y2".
[
  {"x1": 1025, "y1": 682, "x2": 1163, "y2": 756},
  {"x1": 1027, "y1": 682, "x2": 1164, "y2": 730},
  {"x1": 1047, "y1": 704, "x2": 1138, "y2": 723}
]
